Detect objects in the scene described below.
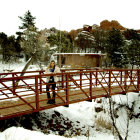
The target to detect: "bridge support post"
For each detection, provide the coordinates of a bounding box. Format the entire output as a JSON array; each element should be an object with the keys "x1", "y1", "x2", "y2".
[
  {"x1": 89, "y1": 72, "x2": 92, "y2": 99},
  {"x1": 35, "y1": 76, "x2": 39, "y2": 110},
  {"x1": 80, "y1": 70, "x2": 82, "y2": 87},
  {"x1": 130, "y1": 70, "x2": 133, "y2": 85},
  {"x1": 108, "y1": 70, "x2": 111, "y2": 97},
  {"x1": 12, "y1": 73, "x2": 16, "y2": 95},
  {"x1": 86, "y1": 72, "x2": 93, "y2": 102},
  {"x1": 124, "y1": 70, "x2": 128, "y2": 94},
  {"x1": 137, "y1": 70, "x2": 140, "y2": 92},
  {"x1": 39, "y1": 71, "x2": 42, "y2": 94},
  {"x1": 61, "y1": 70, "x2": 64, "y2": 89},
  {"x1": 65, "y1": 74, "x2": 69, "y2": 107},
  {"x1": 120, "y1": 71, "x2": 122, "y2": 85},
  {"x1": 96, "y1": 70, "x2": 98, "y2": 86}
]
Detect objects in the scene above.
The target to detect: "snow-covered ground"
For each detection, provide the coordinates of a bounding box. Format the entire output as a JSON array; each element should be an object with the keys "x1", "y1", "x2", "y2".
[
  {"x1": 0, "y1": 61, "x2": 46, "y2": 73},
  {"x1": 0, "y1": 126, "x2": 76, "y2": 140},
  {"x1": 0, "y1": 62, "x2": 140, "y2": 140},
  {"x1": 0, "y1": 92, "x2": 140, "y2": 140}
]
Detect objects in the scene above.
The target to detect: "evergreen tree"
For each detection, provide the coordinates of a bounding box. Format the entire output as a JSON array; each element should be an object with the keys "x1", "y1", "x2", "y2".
[
  {"x1": 92, "y1": 28, "x2": 107, "y2": 53},
  {"x1": 125, "y1": 40, "x2": 140, "y2": 68},
  {"x1": 18, "y1": 10, "x2": 43, "y2": 62},
  {"x1": 0, "y1": 32, "x2": 8, "y2": 61},
  {"x1": 105, "y1": 28, "x2": 125, "y2": 68},
  {"x1": 47, "y1": 31, "x2": 72, "y2": 53},
  {"x1": 123, "y1": 29, "x2": 140, "y2": 68},
  {"x1": 16, "y1": 10, "x2": 46, "y2": 85},
  {"x1": 0, "y1": 33, "x2": 22, "y2": 62},
  {"x1": 123, "y1": 29, "x2": 140, "y2": 41},
  {"x1": 5, "y1": 36, "x2": 17, "y2": 62},
  {"x1": 18, "y1": 10, "x2": 37, "y2": 31},
  {"x1": 75, "y1": 31, "x2": 95, "y2": 53}
]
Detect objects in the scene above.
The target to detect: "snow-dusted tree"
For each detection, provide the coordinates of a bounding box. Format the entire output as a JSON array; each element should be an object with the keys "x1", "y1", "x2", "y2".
[
  {"x1": 125, "y1": 40, "x2": 140, "y2": 69},
  {"x1": 18, "y1": 10, "x2": 40, "y2": 60},
  {"x1": 123, "y1": 29, "x2": 140, "y2": 41},
  {"x1": 0, "y1": 33, "x2": 22, "y2": 62},
  {"x1": 75, "y1": 30, "x2": 95, "y2": 53},
  {"x1": 92, "y1": 28, "x2": 107, "y2": 53},
  {"x1": 0, "y1": 32, "x2": 8, "y2": 61},
  {"x1": 68, "y1": 29, "x2": 79, "y2": 52},
  {"x1": 16, "y1": 11, "x2": 46, "y2": 85},
  {"x1": 105, "y1": 28, "x2": 125, "y2": 68},
  {"x1": 123, "y1": 29, "x2": 140, "y2": 68},
  {"x1": 47, "y1": 30, "x2": 72, "y2": 53},
  {"x1": 18, "y1": 10, "x2": 37, "y2": 31}
]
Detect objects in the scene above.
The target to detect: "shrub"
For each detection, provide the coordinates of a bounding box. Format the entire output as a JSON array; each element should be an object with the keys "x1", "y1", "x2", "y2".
[{"x1": 95, "y1": 116, "x2": 112, "y2": 130}]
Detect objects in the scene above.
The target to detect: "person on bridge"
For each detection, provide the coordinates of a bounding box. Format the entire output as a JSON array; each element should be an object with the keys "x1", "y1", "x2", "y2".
[{"x1": 45, "y1": 60, "x2": 60, "y2": 104}]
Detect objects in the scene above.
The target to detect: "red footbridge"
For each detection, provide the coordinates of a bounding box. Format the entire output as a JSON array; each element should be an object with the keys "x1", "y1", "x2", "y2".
[{"x1": 0, "y1": 68, "x2": 139, "y2": 120}]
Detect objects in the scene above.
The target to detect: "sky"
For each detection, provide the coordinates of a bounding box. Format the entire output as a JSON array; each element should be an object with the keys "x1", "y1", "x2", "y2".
[{"x1": 0, "y1": 0, "x2": 140, "y2": 36}]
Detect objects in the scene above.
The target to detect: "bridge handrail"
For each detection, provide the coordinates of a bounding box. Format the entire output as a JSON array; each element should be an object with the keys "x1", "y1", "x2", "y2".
[
  {"x1": 0, "y1": 69, "x2": 139, "y2": 81},
  {"x1": 0, "y1": 68, "x2": 139, "y2": 76}
]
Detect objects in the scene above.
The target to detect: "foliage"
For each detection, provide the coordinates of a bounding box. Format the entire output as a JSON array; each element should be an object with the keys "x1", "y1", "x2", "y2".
[
  {"x1": 123, "y1": 29, "x2": 140, "y2": 68},
  {"x1": 0, "y1": 32, "x2": 22, "y2": 62},
  {"x1": 74, "y1": 31, "x2": 95, "y2": 53},
  {"x1": 92, "y1": 28, "x2": 107, "y2": 53},
  {"x1": 14, "y1": 10, "x2": 48, "y2": 85},
  {"x1": 18, "y1": 10, "x2": 45, "y2": 63},
  {"x1": 47, "y1": 31, "x2": 72, "y2": 53},
  {"x1": 105, "y1": 28, "x2": 125, "y2": 68},
  {"x1": 18, "y1": 10, "x2": 37, "y2": 31},
  {"x1": 125, "y1": 40, "x2": 140, "y2": 68},
  {"x1": 68, "y1": 30, "x2": 79, "y2": 41},
  {"x1": 95, "y1": 116, "x2": 112, "y2": 130},
  {"x1": 0, "y1": 32, "x2": 7, "y2": 58},
  {"x1": 123, "y1": 29, "x2": 140, "y2": 41}
]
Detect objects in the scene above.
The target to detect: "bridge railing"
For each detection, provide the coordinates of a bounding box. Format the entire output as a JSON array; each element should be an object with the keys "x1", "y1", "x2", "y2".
[{"x1": 0, "y1": 69, "x2": 139, "y2": 120}]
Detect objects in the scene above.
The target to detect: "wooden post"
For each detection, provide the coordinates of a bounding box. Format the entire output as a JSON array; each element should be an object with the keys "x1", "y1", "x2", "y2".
[
  {"x1": 35, "y1": 76, "x2": 39, "y2": 110},
  {"x1": 12, "y1": 73, "x2": 16, "y2": 95},
  {"x1": 39, "y1": 71, "x2": 42, "y2": 94},
  {"x1": 80, "y1": 70, "x2": 82, "y2": 87},
  {"x1": 137, "y1": 70, "x2": 140, "y2": 92},
  {"x1": 120, "y1": 71, "x2": 122, "y2": 85},
  {"x1": 62, "y1": 70, "x2": 64, "y2": 89},
  {"x1": 65, "y1": 74, "x2": 69, "y2": 107},
  {"x1": 130, "y1": 70, "x2": 133, "y2": 85},
  {"x1": 124, "y1": 70, "x2": 128, "y2": 94},
  {"x1": 108, "y1": 70, "x2": 111, "y2": 96},
  {"x1": 58, "y1": 55, "x2": 62, "y2": 68},
  {"x1": 96, "y1": 70, "x2": 98, "y2": 86},
  {"x1": 89, "y1": 72, "x2": 92, "y2": 98}
]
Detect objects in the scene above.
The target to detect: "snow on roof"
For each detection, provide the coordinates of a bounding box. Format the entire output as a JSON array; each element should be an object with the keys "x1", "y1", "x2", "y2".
[{"x1": 53, "y1": 53, "x2": 106, "y2": 56}]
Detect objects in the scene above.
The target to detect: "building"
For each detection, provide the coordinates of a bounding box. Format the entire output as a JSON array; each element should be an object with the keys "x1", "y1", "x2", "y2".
[{"x1": 53, "y1": 53, "x2": 106, "y2": 68}]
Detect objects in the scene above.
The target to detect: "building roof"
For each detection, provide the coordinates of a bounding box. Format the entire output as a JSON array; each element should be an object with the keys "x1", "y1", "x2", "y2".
[{"x1": 53, "y1": 53, "x2": 106, "y2": 56}]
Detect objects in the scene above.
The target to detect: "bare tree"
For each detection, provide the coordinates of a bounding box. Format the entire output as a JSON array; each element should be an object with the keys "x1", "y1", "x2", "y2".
[
  {"x1": 108, "y1": 96, "x2": 136, "y2": 140},
  {"x1": 108, "y1": 97, "x2": 123, "y2": 140}
]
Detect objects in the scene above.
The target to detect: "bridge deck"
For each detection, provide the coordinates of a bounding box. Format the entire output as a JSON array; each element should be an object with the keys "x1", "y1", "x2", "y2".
[{"x1": 0, "y1": 85, "x2": 137, "y2": 119}]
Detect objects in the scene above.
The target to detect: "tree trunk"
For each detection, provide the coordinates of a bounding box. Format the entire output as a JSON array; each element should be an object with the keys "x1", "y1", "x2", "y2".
[
  {"x1": 109, "y1": 97, "x2": 123, "y2": 140},
  {"x1": 15, "y1": 55, "x2": 35, "y2": 86}
]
